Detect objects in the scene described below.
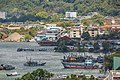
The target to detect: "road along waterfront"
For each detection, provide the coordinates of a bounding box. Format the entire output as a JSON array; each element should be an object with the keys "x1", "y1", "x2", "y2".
[{"x1": 0, "y1": 42, "x2": 104, "y2": 80}]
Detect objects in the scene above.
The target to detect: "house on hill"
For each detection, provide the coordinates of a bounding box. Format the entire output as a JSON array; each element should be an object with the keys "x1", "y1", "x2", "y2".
[{"x1": 4, "y1": 32, "x2": 24, "y2": 42}]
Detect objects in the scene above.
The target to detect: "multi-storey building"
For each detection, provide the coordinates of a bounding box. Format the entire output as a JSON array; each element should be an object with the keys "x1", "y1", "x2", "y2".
[
  {"x1": 35, "y1": 25, "x2": 66, "y2": 46},
  {"x1": 88, "y1": 27, "x2": 98, "y2": 37},
  {"x1": 70, "y1": 24, "x2": 83, "y2": 38}
]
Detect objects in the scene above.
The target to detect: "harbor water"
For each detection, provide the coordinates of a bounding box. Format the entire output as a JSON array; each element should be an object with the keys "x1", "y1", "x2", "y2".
[{"x1": 0, "y1": 42, "x2": 102, "y2": 80}]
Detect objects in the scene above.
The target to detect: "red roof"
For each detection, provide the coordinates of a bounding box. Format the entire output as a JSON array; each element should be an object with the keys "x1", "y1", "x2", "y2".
[{"x1": 111, "y1": 27, "x2": 120, "y2": 30}]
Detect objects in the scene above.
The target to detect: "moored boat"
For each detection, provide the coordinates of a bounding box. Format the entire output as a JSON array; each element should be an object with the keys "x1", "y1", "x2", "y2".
[
  {"x1": 6, "y1": 71, "x2": 20, "y2": 76},
  {"x1": 62, "y1": 59, "x2": 99, "y2": 69},
  {"x1": 36, "y1": 40, "x2": 58, "y2": 46},
  {"x1": 0, "y1": 64, "x2": 15, "y2": 70},
  {"x1": 24, "y1": 57, "x2": 46, "y2": 66},
  {"x1": 61, "y1": 54, "x2": 85, "y2": 63},
  {"x1": 17, "y1": 48, "x2": 47, "y2": 52}
]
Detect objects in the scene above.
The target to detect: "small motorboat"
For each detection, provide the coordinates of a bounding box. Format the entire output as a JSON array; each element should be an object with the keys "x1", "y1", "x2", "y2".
[
  {"x1": 6, "y1": 71, "x2": 20, "y2": 76},
  {"x1": 0, "y1": 64, "x2": 15, "y2": 70}
]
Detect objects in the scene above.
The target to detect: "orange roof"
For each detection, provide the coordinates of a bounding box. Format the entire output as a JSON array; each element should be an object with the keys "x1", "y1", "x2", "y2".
[{"x1": 101, "y1": 24, "x2": 111, "y2": 28}]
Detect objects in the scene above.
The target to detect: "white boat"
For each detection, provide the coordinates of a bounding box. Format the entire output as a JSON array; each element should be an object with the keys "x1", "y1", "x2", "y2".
[{"x1": 6, "y1": 71, "x2": 20, "y2": 76}]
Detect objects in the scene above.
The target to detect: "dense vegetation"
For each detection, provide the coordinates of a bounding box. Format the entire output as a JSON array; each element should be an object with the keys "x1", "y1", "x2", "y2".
[
  {"x1": 0, "y1": 0, "x2": 120, "y2": 22},
  {"x1": 15, "y1": 68, "x2": 54, "y2": 80}
]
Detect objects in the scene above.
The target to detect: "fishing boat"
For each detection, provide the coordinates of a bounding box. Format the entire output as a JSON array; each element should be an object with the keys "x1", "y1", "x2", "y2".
[
  {"x1": 61, "y1": 54, "x2": 85, "y2": 63},
  {"x1": 62, "y1": 59, "x2": 99, "y2": 69},
  {"x1": 24, "y1": 57, "x2": 46, "y2": 66},
  {"x1": 61, "y1": 53, "x2": 97, "y2": 63}
]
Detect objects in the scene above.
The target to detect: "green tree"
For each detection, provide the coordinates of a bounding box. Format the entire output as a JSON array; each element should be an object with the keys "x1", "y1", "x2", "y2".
[
  {"x1": 77, "y1": 44, "x2": 86, "y2": 52},
  {"x1": 25, "y1": 34, "x2": 32, "y2": 40},
  {"x1": 21, "y1": 72, "x2": 34, "y2": 80},
  {"x1": 82, "y1": 75, "x2": 87, "y2": 80},
  {"x1": 109, "y1": 30, "x2": 120, "y2": 39},
  {"x1": 81, "y1": 31, "x2": 90, "y2": 40},
  {"x1": 71, "y1": 74, "x2": 76, "y2": 79},
  {"x1": 90, "y1": 75, "x2": 95, "y2": 80},
  {"x1": 16, "y1": 68, "x2": 54, "y2": 80},
  {"x1": 36, "y1": 11, "x2": 48, "y2": 20},
  {"x1": 102, "y1": 42, "x2": 112, "y2": 53},
  {"x1": 55, "y1": 41, "x2": 69, "y2": 52},
  {"x1": 50, "y1": 14, "x2": 63, "y2": 22},
  {"x1": 93, "y1": 42, "x2": 100, "y2": 51}
]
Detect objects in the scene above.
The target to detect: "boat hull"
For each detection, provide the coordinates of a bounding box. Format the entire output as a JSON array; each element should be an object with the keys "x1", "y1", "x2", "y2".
[
  {"x1": 6, "y1": 74, "x2": 19, "y2": 76},
  {"x1": 62, "y1": 62, "x2": 99, "y2": 69},
  {"x1": 36, "y1": 41, "x2": 58, "y2": 46},
  {"x1": 24, "y1": 62, "x2": 46, "y2": 66}
]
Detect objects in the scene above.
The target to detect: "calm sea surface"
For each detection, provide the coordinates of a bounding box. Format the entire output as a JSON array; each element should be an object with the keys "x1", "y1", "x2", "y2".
[{"x1": 0, "y1": 42, "x2": 101, "y2": 80}]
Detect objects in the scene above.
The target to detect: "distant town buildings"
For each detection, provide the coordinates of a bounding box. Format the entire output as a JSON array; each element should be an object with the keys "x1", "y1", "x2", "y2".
[
  {"x1": 65, "y1": 12, "x2": 77, "y2": 18},
  {"x1": 0, "y1": 11, "x2": 6, "y2": 19},
  {"x1": 0, "y1": 16, "x2": 120, "y2": 41}
]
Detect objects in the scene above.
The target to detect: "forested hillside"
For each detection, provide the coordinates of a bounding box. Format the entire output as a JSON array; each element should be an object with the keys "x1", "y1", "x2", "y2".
[{"x1": 0, "y1": 0, "x2": 120, "y2": 21}]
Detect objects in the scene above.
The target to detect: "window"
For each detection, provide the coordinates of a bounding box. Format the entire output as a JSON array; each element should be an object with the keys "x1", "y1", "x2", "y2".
[
  {"x1": 74, "y1": 35, "x2": 76, "y2": 37},
  {"x1": 92, "y1": 31, "x2": 94, "y2": 34}
]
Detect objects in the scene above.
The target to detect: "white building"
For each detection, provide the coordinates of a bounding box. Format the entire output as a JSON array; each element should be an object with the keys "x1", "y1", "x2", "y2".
[
  {"x1": 66, "y1": 12, "x2": 77, "y2": 18},
  {"x1": 0, "y1": 11, "x2": 6, "y2": 19},
  {"x1": 36, "y1": 26, "x2": 66, "y2": 41}
]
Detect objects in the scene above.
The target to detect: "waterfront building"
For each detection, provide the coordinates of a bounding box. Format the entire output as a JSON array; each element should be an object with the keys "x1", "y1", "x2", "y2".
[{"x1": 35, "y1": 25, "x2": 66, "y2": 46}]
